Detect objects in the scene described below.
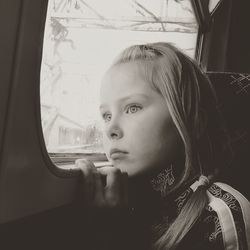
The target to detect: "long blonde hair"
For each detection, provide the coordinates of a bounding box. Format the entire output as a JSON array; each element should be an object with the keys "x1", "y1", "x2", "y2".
[{"x1": 111, "y1": 42, "x2": 229, "y2": 249}]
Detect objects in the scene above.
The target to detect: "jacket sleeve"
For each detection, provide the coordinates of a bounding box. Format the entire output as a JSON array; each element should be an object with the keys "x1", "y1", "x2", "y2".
[{"x1": 203, "y1": 183, "x2": 250, "y2": 250}]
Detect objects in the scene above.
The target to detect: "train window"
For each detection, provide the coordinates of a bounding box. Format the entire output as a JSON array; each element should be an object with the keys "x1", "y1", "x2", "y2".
[
  {"x1": 40, "y1": 0, "x2": 198, "y2": 166},
  {"x1": 209, "y1": 0, "x2": 222, "y2": 13}
]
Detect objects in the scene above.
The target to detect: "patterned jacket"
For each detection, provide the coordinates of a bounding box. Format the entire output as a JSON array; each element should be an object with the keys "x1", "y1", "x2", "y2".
[{"x1": 171, "y1": 182, "x2": 250, "y2": 250}]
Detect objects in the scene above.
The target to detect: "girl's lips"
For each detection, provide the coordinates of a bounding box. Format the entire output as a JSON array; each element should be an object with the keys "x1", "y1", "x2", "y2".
[{"x1": 110, "y1": 148, "x2": 128, "y2": 159}]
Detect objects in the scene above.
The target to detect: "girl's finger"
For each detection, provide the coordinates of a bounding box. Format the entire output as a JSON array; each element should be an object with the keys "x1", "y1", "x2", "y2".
[
  {"x1": 98, "y1": 167, "x2": 122, "y2": 207},
  {"x1": 121, "y1": 172, "x2": 128, "y2": 206},
  {"x1": 93, "y1": 171, "x2": 105, "y2": 207},
  {"x1": 75, "y1": 159, "x2": 97, "y2": 205}
]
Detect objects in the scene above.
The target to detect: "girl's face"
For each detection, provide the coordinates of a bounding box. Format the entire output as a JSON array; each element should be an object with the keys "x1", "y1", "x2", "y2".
[{"x1": 100, "y1": 62, "x2": 182, "y2": 177}]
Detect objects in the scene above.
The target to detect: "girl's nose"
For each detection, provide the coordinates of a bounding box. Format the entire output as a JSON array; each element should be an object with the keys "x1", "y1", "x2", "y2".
[{"x1": 106, "y1": 122, "x2": 123, "y2": 140}]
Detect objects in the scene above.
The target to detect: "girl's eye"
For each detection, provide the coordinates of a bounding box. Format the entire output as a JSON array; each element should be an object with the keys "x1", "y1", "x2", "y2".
[
  {"x1": 102, "y1": 113, "x2": 112, "y2": 122},
  {"x1": 126, "y1": 104, "x2": 142, "y2": 114}
]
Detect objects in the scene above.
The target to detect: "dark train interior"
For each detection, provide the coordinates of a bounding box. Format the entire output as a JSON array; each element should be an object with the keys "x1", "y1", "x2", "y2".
[{"x1": 0, "y1": 0, "x2": 249, "y2": 249}]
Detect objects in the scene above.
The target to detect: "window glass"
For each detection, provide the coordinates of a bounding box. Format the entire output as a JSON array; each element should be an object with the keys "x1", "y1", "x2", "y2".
[
  {"x1": 209, "y1": 0, "x2": 222, "y2": 13},
  {"x1": 40, "y1": 0, "x2": 198, "y2": 161}
]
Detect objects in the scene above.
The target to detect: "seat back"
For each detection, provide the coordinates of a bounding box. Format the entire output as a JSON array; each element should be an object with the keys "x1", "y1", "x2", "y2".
[{"x1": 207, "y1": 72, "x2": 250, "y2": 199}]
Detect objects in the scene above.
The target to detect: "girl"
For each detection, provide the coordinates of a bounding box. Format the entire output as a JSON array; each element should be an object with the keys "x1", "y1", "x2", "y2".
[{"x1": 76, "y1": 42, "x2": 250, "y2": 250}]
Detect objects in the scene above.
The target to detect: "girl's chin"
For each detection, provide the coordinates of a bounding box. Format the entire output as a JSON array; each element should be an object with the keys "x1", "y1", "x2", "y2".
[
  {"x1": 115, "y1": 165, "x2": 153, "y2": 179},
  {"x1": 112, "y1": 161, "x2": 139, "y2": 176}
]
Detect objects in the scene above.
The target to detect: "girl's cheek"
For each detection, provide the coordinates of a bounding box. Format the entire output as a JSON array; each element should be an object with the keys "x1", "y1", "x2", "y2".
[{"x1": 103, "y1": 136, "x2": 110, "y2": 154}]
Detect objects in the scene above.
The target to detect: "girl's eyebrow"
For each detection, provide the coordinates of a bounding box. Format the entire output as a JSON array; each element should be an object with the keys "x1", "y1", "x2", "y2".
[{"x1": 99, "y1": 93, "x2": 149, "y2": 110}]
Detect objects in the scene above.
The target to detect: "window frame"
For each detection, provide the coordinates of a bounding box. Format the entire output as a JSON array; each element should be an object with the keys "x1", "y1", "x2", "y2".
[{"x1": 42, "y1": 0, "x2": 202, "y2": 167}]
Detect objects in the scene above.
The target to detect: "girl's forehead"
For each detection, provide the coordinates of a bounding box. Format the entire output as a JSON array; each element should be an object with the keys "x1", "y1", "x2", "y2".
[
  {"x1": 100, "y1": 62, "x2": 161, "y2": 104},
  {"x1": 103, "y1": 61, "x2": 152, "y2": 85},
  {"x1": 107, "y1": 61, "x2": 140, "y2": 76},
  {"x1": 102, "y1": 62, "x2": 152, "y2": 90}
]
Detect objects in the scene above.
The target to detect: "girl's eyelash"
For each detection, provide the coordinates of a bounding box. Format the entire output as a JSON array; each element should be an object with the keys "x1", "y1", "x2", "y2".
[
  {"x1": 125, "y1": 104, "x2": 142, "y2": 114},
  {"x1": 102, "y1": 112, "x2": 111, "y2": 122},
  {"x1": 101, "y1": 104, "x2": 142, "y2": 121}
]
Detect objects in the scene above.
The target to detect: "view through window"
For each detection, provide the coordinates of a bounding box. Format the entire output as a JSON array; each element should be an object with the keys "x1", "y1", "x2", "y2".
[{"x1": 40, "y1": 0, "x2": 198, "y2": 163}]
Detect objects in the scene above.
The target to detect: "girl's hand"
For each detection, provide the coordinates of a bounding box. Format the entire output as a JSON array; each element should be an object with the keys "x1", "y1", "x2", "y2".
[{"x1": 76, "y1": 159, "x2": 128, "y2": 208}]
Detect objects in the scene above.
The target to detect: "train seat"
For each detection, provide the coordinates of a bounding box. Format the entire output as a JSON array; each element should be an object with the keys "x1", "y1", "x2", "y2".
[{"x1": 206, "y1": 72, "x2": 250, "y2": 199}]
